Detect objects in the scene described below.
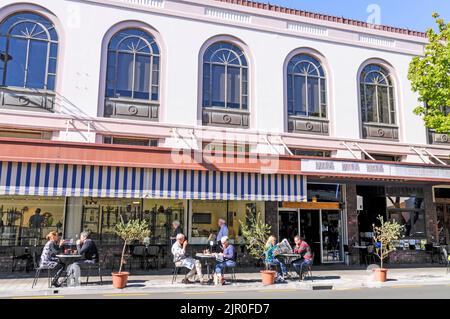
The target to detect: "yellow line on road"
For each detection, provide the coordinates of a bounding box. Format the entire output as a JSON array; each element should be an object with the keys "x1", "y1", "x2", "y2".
[
  {"x1": 103, "y1": 293, "x2": 149, "y2": 297},
  {"x1": 13, "y1": 296, "x2": 65, "y2": 299},
  {"x1": 183, "y1": 292, "x2": 225, "y2": 295}
]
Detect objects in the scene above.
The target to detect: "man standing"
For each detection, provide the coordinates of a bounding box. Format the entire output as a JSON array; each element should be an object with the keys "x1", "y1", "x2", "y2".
[
  {"x1": 29, "y1": 208, "x2": 43, "y2": 228},
  {"x1": 216, "y1": 218, "x2": 229, "y2": 245},
  {"x1": 291, "y1": 235, "x2": 313, "y2": 281},
  {"x1": 169, "y1": 220, "x2": 183, "y2": 246},
  {"x1": 171, "y1": 233, "x2": 206, "y2": 284}
]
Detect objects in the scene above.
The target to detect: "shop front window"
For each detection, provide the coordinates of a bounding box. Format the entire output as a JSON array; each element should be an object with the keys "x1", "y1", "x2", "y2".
[
  {"x1": 81, "y1": 198, "x2": 185, "y2": 246},
  {"x1": 386, "y1": 196, "x2": 425, "y2": 238},
  {"x1": 0, "y1": 196, "x2": 65, "y2": 246},
  {"x1": 190, "y1": 200, "x2": 265, "y2": 245},
  {"x1": 307, "y1": 183, "x2": 342, "y2": 203}
]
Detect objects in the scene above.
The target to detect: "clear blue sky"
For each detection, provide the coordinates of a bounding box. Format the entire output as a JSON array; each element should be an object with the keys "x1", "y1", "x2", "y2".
[{"x1": 265, "y1": 0, "x2": 450, "y2": 32}]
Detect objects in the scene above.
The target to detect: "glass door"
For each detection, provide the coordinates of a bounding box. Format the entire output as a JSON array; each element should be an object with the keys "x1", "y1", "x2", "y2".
[
  {"x1": 320, "y1": 210, "x2": 344, "y2": 263},
  {"x1": 278, "y1": 211, "x2": 299, "y2": 245},
  {"x1": 299, "y1": 210, "x2": 321, "y2": 264}
]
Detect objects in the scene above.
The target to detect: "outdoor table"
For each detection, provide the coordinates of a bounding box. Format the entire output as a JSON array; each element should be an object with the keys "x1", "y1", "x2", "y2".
[
  {"x1": 277, "y1": 253, "x2": 302, "y2": 278},
  {"x1": 56, "y1": 254, "x2": 83, "y2": 287},
  {"x1": 195, "y1": 253, "x2": 217, "y2": 282}
]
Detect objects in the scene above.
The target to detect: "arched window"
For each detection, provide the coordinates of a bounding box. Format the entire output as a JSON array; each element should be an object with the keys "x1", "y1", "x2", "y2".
[
  {"x1": 106, "y1": 28, "x2": 160, "y2": 101},
  {"x1": 0, "y1": 12, "x2": 58, "y2": 90},
  {"x1": 287, "y1": 54, "x2": 326, "y2": 118},
  {"x1": 360, "y1": 64, "x2": 395, "y2": 125},
  {"x1": 202, "y1": 41, "x2": 248, "y2": 110}
]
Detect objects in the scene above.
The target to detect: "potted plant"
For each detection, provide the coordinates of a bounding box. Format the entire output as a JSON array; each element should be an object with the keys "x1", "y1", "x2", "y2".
[
  {"x1": 239, "y1": 212, "x2": 276, "y2": 285},
  {"x1": 112, "y1": 215, "x2": 150, "y2": 289},
  {"x1": 372, "y1": 215, "x2": 404, "y2": 282}
]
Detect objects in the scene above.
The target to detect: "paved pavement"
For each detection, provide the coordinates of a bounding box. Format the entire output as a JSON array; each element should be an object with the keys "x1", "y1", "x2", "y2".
[{"x1": 0, "y1": 266, "x2": 449, "y2": 298}]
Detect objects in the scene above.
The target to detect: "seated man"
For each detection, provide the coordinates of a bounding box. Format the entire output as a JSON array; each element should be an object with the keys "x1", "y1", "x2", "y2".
[
  {"x1": 214, "y1": 236, "x2": 236, "y2": 285},
  {"x1": 291, "y1": 235, "x2": 313, "y2": 280},
  {"x1": 76, "y1": 231, "x2": 99, "y2": 266},
  {"x1": 171, "y1": 233, "x2": 206, "y2": 284}
]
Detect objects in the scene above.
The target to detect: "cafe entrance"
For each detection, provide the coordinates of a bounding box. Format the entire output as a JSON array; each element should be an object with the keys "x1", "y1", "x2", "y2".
[{"x1": 278, "y1": 208, "x2": 344, "y2": 264}]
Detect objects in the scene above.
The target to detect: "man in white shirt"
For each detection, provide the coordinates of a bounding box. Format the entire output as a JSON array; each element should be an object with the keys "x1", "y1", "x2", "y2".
[{"x1": 171, "y1": 233, "x2": 205, "y2": 284}]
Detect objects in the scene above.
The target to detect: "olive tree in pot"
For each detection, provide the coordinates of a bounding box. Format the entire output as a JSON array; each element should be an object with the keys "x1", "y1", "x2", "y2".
[
  {"x1": 112, "y1": 215, "x2": 150, "y2": 289},
  {"x1": 239, "y1": 212, "x2": 276, "y2": 285},
  {"x1": 372, "y1": 215, "x2": 404, "y2": 282}
]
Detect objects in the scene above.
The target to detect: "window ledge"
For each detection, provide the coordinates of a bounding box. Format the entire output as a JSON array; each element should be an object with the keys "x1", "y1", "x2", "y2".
[
  {"x1": 288, "y1": 115, "x2": 329, "y2": 135},
  {"x1": 202, "y1": 107, "x2": 249, "y2": 128}
]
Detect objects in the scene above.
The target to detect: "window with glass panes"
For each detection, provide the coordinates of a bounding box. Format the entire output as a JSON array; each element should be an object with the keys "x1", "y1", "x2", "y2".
[{"x1": 0, "y1": 12, "x2": 58, "y2": 90}]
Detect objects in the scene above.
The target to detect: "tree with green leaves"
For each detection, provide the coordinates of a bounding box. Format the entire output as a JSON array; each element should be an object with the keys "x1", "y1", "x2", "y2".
[
  {"x1": 408, "y1": 13, "x2": 450, "y2": 134},
  {"x1": 239, "y1": 212, "x2": 271, "y2": 262},
  {"x1": 114, "y1": 215, "x2": 150, "y2": 273},
  {"x1": 372, "y1": 215, "x2": 404, "y2": 269}
]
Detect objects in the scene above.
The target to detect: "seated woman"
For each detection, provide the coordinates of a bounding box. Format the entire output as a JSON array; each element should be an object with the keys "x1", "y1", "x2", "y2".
[
  {"x1": 40, "y1": 231, "x2": 65, "y2": 287},
  {"x1": 264, "y1": 235, "x2": 288, "y2": 281},
  {"x1": 214, "y1": 236, "x2": 236, "y2": 285}
]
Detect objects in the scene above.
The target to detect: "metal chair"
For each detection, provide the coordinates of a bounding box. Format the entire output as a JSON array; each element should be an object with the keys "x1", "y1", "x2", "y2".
[
  {"x1": 131, "y1": 245, "x2": 147, "y2": 270},
  {"x1": 31, "y1": 252, "x2": 52, "y2": 288},
  {"x1": 299, "y1": 253, "x2": 314, "y2": 282},
  {"x1": 12, "y1": 247, "x2": 32, "y2": 272},
  {"x1": 82, "y1": 252, "x2": 106, "y2": 286},
  {"x1": 221, "y1": 251, "x2": 238, "y2": 283},
  {"x1": 365, "y1": 245, "x2": 377, "y2": 265},
  {"x1": 171, "y1": 264, "x2": 189, "y2": 284},
  {"x1": 146, "y1": 246, "x2": 160, "y2": 270}
]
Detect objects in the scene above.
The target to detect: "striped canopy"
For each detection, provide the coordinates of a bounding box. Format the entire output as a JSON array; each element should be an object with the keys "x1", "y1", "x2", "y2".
[{"x1": 0, "y1": 161, "x2": 307, "y2": 202}]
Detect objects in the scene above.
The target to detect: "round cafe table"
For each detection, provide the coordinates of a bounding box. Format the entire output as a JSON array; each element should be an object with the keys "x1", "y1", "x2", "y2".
[
  {"x1": 277, "y1": 253, "x2": 302, "y2": 278},
  {"x1": 195, "y1": 253, "x2": 217, "y2": 282}
]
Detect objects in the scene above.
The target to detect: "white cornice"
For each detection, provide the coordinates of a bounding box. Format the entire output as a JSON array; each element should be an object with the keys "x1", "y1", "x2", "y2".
[{"x1": 70, "y1": 0, "x2": 426, "y2": 56}]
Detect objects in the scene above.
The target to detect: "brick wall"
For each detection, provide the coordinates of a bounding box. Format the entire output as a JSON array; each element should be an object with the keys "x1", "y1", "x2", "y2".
[
  {"x1": 424, "y1": 185, "x2": 438, "y2": 243},
  {"x1": 264, "y1": 201, "x2": 278, "y2": 237},
  {"x1": 346, "y1": 184, "x2": 359, "y2": 247}
]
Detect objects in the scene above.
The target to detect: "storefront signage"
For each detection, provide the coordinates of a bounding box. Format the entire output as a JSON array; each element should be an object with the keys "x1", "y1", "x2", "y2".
[{"x1": 301, "y1": 159, "x2": 450, "y2": 181}]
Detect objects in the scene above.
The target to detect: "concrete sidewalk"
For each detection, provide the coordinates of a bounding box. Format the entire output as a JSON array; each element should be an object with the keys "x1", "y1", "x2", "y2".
[{"x1": 0, "y1": 267, "x2": 449, "y2": 298}]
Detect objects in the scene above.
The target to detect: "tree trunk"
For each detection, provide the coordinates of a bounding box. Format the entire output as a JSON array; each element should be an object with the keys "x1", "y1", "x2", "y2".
[
  {"x1": 380, "y1": 245, "x2": 383, "y2": 269},
  {"x1": 119, "y1": 241, "x2": 127, "y2": 273}
]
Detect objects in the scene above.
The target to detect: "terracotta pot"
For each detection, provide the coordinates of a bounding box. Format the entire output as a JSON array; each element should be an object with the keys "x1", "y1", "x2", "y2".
[
  {"x1": 373, "y1": 268, "x2": 388, "y2": 282},
  {"x1": 260, "y1": 270, "x2": 277, "y2": 285},
  {"x1": 112, "y1": 272, "x2": 129, "y2": 289}
]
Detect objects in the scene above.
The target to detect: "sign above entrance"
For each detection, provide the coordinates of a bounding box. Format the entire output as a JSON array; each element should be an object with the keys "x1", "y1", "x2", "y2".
[{"x1": 301, "y1": 159, "x2": 450, "y2": 182}]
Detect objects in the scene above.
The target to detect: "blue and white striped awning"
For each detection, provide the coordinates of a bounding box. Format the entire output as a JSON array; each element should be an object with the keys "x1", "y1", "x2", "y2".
[{"x1": 0, "y1": 161, "x2": 307, "y2": 202}]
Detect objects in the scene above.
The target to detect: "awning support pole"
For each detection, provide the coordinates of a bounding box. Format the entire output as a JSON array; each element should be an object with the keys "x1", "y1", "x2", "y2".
[
  {"x1": 341, "y1": 142, "x2": 359, "y2": 160},
  {"x1": 353, "y1": 143, "x2": 375, "y2": 161},
  {"x1": 264, "y1": 135, "x2": 281, "y2": 155},
  {"x1": 422, "y1": 149, "x2": 447, "y2": 165},
  {"x1": 276, "y1": 136, "x2": 294, "y2": 155},
  {"x1": 410, "y1": 147, "x2": 433, "y2": 164}
]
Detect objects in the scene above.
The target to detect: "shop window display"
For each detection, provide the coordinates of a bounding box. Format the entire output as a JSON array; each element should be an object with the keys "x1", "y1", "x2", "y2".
[
  {"x1": 191, "y1": 200, "x2": 264, "y2": 245},
  {"x1": 81, "y1": 198, "x2": 185, "y2": 245},
  {"x1": 0, "y1": 196, "x2": 65, "y2": 246}
]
